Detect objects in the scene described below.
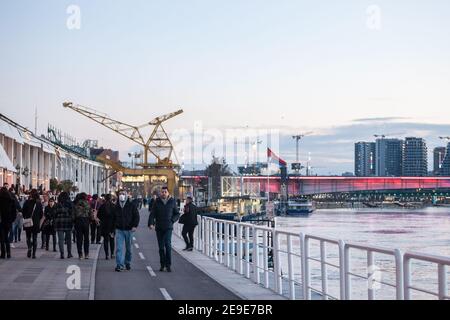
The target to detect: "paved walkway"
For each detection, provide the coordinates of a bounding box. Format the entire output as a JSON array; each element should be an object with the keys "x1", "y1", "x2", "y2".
[{"x1": 0, "y1": 235, "x2": 100, "y2": 300}]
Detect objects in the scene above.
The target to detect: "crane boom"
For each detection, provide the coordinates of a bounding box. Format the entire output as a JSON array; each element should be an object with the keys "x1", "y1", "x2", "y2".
[{"x1": 63, "y1": 101, "x2": 183, "y2": 167}]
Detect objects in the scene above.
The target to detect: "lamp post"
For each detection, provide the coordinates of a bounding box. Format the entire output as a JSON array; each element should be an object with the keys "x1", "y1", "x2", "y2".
[
  {"x1": 15, "y1": 164, "x2": 20, "y2": 194},
  {"x1": 22, "y1": 166, "x2": 29, "y2": 193}
]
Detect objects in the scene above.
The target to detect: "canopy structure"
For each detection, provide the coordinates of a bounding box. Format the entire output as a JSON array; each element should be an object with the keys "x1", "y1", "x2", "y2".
[{"x1": 0, "y1": 143, "x2": 16, "y2": 172}]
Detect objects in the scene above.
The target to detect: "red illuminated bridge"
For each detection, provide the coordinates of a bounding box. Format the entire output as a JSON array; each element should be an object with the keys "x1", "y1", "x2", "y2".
[{"x1": 181, "y1": 176, "x2": 450, "y2": 196}]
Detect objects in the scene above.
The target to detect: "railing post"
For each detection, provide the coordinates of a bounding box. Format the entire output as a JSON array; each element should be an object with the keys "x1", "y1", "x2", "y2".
[
  {"x1": 438, "y1": 264, "x2": 447, "y2": 300},
  {"x1": 320, "y1": 240, "x2": 328, "y2": 300},
  {"x1": 245, "y1": 226, "x2": 250, "y2": 278},
  {"x1": 273, "y1": 230, "x2": 282, "y2": 295},
  {"x1": 231, "y1": 224, "x2": 236, "y2": 271},
  {"x1": 367, "y1": 250, "x2": 374, "y2": 300},
  {"x1": 219, "y1": 222, "x2": 224, "y2": 264},
  {"x1": 338, "y1": 240, "x2": 346, "y2": 300},
  {"x1": 252, "y1": 226, "x2": 260, "y2": 284},
  {"x1": 403, "y1": 256, "x2": 411, "y2": 300},
  {"x1": 237, "y1": 224, "x2": 243, "y2": 275},
  {"x1": 225, "y1": 223, "x2": 230, "y2": 267},
  {"x1": 394, "y1": 249, "x2": 404, "y2": 300},
  {"x1": 344, "y1": 245, "x2": 351, "y2": 300},
  {"x1": 302, "y1": 235, "x2": 311, "y2": 300},
  {"x1": 263, "y1": 230, "x2": 269, "y2": 288},
  {"x1": 287, "y1": 234, "x2": 295, "y2": 300},
  {"x1": 213, "y1": 221, "x2": 218, "y2": 261},
  {"x1": 202, "y1": 218, "x2": 207, "y2": 254}
]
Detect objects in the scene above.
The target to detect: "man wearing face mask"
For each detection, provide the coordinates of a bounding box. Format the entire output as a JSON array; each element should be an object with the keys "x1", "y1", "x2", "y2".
[
  {"x1": 148, "y1": 186, "x2": 180, "y2": 272},
  {"x1": 112, "y1": 190, "x2": 140, "y2": 272}
]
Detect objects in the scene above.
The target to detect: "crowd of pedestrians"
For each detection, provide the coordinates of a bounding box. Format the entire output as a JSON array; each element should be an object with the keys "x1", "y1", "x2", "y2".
[{"x1": 0, "y1": 182, "x2": 198, "y2": 274}]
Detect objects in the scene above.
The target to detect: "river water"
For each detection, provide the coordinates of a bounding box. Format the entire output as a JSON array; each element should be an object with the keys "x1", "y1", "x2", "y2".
[{"x1": 274, "y1": 207, "x2": 450, "y2": 300}]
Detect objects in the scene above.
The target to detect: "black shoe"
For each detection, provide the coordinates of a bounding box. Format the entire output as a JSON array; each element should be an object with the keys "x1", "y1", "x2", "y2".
[
  {"x1": 27, "y1": 249, "x2": 31, "y2": 258},
  {"x1": 115, "y1": 267, "x2": 122, "y2": 272},
  {"x1": 183, "y1": 247, "x2": 189, "y2": 251},
  {"x1": 67, "y1": 253, "x2": 73, "y2": 259},
  {"x1": 166, "y1": 267, "x2": 172, "y2": 273},
  {"x1": 53, "y1": 249, "x2": 57, "y2": 252},
  {"x1": 106, "y1": 256, "x2": 109, "y2": 260},
  {"x1": 0, "y1": 255, "x2": 5, "y2": 259},
  {"x1": 126, "y1": 264, "x2": 131, "y2": 271},
  {"x1": 159, "y1": 267, "x2": 165, "y2": 272},
  {"x1": 85, "y1": 255, "x2": 89, "y2": 260},
  {"x1": 60, "y1": 254, "x2": 65, "y2": 259},
  {"x1": 7, "y1": 253, "x2": 11, "y2": 259},
  {"x1": 187, "y1": 247, "x2": 193, "y2": 252},
  {"x1": 32, "y1": 255, "x2": 36, "y2": 259}
]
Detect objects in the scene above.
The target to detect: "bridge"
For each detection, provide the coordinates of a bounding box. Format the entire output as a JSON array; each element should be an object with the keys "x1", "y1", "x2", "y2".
[{"x1": 182, "y1": 176, "x2": 450, "y2": 196}]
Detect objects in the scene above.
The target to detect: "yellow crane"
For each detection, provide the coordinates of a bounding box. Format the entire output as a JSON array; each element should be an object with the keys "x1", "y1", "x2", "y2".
[{"x1": 62, "y1": 102, "x2": 184, "y2": 195}]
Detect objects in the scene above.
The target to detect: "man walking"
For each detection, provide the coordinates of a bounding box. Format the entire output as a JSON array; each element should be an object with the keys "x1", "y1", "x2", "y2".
[
  {"x1": 181, "y1": 196, "x2": 198, "y2": 251},
  {"x1": 113, "y1": 190, "x2": 140, "y2": 272},
  {"x1": 148, "y1": 187, "x2": 180, "y2": 272}
]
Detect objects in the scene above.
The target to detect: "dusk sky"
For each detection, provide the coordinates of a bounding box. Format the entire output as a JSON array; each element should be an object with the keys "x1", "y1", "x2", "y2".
[{"x1": 1, "y1": 1, "x2": 450, "y2": 174}]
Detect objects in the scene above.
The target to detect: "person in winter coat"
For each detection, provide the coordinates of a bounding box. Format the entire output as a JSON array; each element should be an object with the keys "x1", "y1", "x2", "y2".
[
  {"x1": 148, "y1": 187, "x2": 180, "y2": 272},
  {"x1": 0, "y1": 187, "x2": 17, "y2": 259},
  {"x1": 90, "y1": 194, "x2": 102, "y2": 244},
  {"x1": 180, "y1": 196, "x2": 198, "y2": 251},
  {"x1": 113, "y1": 190, "x2": 140, "y2": 272},
  {"x1": 73, "y1": 193, "x2": 93, "y2": 260},
  {"x1": 97, "y1": 194, "x2": 115, "y2": 260},
  {"x1": 21, "y1": 189, "x2": 43, "y2": 259},
  {"x1": 54, "y1": 192, "x2": 74, "y2": 259},
  {"x1": 42, "y1": 198, "x2": 57, "y2": 252}
]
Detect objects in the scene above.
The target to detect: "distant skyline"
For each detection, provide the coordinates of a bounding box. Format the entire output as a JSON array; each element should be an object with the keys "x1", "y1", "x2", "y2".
[{"x1": 1, "y1": 1, "x2": 450, "y2": 174}]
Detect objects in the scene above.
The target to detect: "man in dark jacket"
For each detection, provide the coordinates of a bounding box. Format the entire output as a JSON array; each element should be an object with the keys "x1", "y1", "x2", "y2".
[
  {"x1": 0, "y1": 187, "x2": 17, "y2": 259},
  {"x1": 181, "y1": 196, "x2": 198, "y2": 251},
  {"x1": 148, "y1": 187, "x2": 180, "y2": 272},
  {"x1": 97, "y1": 194, "x2": 115, "y2": 260},
  {"x1": 113, "y1": 190, "x2": 140, "y2": 272}
]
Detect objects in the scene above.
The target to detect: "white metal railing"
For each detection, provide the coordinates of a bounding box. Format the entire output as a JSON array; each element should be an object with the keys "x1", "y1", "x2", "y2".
[{"x1": 174, "y1": 216, "x2": 450, "y2": 300}]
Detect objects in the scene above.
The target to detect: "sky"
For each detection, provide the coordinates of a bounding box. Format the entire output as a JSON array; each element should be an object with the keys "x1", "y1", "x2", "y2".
[{"x1": 1, "y1": 1, "x2": 450, "y2": 174}]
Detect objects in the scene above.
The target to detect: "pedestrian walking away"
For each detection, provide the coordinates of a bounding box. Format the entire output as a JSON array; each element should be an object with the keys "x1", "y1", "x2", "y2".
[
  {"x1": 180, "y1": 196, "x2": 198, "y2": 251},
  {"x1": 113, "y1": 190, "x2": 140, "y2": 272},
  {"x1": 73, "y1": 193, "x2": 93, "y2": 260},
  {"x1": 97, "y1": 194, "x2": 115, "y2": 260},
  {"x1": 90, "y1": 194, "x2": 102, "y2": 244},
  {"x1": 148, "y1": 186, "x2": 180, "y2": 272},
  {"x1": 42, "y1": 198, "x2": 57, "y2": 252},
  {"x1": 54, "y1": 192, "x2": 74, "y2": 259}
]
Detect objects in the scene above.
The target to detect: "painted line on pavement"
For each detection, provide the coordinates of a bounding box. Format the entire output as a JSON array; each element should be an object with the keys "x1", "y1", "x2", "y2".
[
  {"x1": 133, "y1": 237, "x2": 137, "y2": 241},
  {"x1": 89, "y1": 243, "x2": 103, "y2": 301},
  {"x1": 160, "y1": 288, "x2": 173, "y2": 300},
  {"x1": 134, "y1": 243, "x2": 139, "y2": 249},
  {"x1": 146, "y1": 266, "x2": 156, "y2": 277},
  {"x1": 139, "y1": 252, "x2": 145, "y2": 260}
]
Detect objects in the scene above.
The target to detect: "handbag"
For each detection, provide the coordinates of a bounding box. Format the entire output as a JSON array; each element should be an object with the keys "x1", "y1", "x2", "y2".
[
  {"x1": 179, "y1": 214, "x2": 187, "y2": 224},
  {"x1": 23, "y1": 204, "x2": 36, "y2": 228}
]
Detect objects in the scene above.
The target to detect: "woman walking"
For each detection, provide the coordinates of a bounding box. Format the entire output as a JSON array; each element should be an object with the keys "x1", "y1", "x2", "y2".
[
  {"x1": 42, "y1": 198, "x2": 57, "y2": 252},
  {"x1": 0, "y1": 187, "x2": 16, "y2": 259},
  {"x1": 54, "y1": 192, "x2": 74, "y2": 259},
  {"x1": 97, "y1": 194, "x2": 115, "y2": 260},
  {"x1": 22, "y1": 189, "x2": 43, "y2": 259},
  {"x1": 73, "y1": 193, "x2": 93, "y2": 259}
]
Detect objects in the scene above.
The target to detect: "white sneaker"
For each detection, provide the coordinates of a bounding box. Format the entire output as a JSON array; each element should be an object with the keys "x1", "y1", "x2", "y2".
[{"x1": 10, "y1": 244, "x2": 15, "y2": 249}]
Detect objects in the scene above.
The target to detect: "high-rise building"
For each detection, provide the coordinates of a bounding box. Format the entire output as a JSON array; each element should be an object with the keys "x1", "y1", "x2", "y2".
[
  {"x1": 402, "y1": 137, "x2": 428, "y2": 176},
  {"x1": 433, "y1": 147, "x2": 446, "y2": 175},
  {"x1": 354, "y1": 142, "x2": 376, "y2": 176},
  {"x1": 440, "y1": 143, "x2": 450, "y2": 176},
  {"x1": 375, "y1": 138, "x2": 403, "y2": 176}
]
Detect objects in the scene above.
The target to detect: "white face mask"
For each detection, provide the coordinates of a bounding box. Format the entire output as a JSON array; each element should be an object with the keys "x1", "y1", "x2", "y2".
[{"x1": 119, "y1": 194, "x2": 127, "y2": 202}]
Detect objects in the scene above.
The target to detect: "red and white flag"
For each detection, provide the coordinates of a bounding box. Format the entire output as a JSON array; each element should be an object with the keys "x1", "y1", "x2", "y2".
[{"x1": 267, "y1": 148, "x2": 287, "y2": 167}]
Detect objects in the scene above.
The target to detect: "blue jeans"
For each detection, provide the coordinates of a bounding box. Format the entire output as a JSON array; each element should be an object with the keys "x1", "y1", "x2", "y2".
[
  {"x1": 115, "y1": 229, "x2": 133, "y2": 268},
  {"x1": 156, "y1": 229, "x2": 173, "y2": 268}
]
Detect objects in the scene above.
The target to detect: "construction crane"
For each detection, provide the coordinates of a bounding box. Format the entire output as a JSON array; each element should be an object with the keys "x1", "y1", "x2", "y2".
[
  {"x1": 439, "y1": 136, "x2": 450, "y2": 142},
  {"x1": 292, "y1": 132, "x2": 313, "y2": 163},
  {"x1": 63, "y1": 102, "x2": 183, "y2": 168},
  {"x1": 374, "y1": 132, "x2": 405, "y2": 139}
]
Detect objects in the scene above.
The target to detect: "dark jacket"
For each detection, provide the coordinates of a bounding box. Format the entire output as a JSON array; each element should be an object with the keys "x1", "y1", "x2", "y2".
[
  {"x1": 54, "y1": 201, "x2": 74, "y2": 231},
  {"x1": 148, "y1": 197, "x2": 180, "y2": 231},
  {"x1": 43, "y1": 205, "x2": 57, "y2": 234},
  {"x1": 0, "y1": 192, "x2": 16, "y2": 229},
  {"x1": 113, "y1": 200, "x2": 140, "y2": 231},
  {"x1": 22, "y1": 199, "x2": 44, "y2": 233},
  {"x1": 181, "y1": 203, "x2": 198, "y2": 226},
  {"x1": 98, "y1": 200, "x2": 115, "y2": 235}
]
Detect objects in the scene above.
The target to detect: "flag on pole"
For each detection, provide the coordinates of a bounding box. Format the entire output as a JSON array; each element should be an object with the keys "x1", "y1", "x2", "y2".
[{"x1": 267, "y1": 148, "x2": 287, "y2": 167}]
